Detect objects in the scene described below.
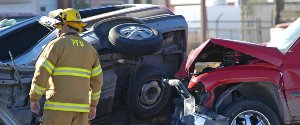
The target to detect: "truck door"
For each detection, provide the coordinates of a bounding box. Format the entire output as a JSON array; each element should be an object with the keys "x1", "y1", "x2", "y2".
[{"x1": 283, "y1": 39, "x2": 300, "y2": 119}]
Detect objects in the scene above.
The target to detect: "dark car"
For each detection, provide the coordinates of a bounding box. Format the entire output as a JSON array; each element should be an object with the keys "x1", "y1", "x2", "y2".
[{"x1": 0, "y1": 4, "x2": 187, "y2": 125}]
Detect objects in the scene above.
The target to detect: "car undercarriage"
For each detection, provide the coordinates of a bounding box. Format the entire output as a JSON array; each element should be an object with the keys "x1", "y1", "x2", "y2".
[{"x1": 0, "y1": 4, "x2": 188, "y2": 125}]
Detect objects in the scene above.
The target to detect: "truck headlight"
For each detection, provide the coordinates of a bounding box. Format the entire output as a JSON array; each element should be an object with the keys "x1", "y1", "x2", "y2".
[{"x1": 183, "y1": 96, "x2": 195, "y2": 116}]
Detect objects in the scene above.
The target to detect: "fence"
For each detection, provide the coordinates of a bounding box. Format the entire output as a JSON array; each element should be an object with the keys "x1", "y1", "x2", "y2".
[{"x1": 187, "y1": 19, "x2": 273, "y2": 52}]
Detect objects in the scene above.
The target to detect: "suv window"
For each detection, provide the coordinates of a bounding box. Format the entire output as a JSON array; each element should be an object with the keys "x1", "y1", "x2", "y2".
[{"x1": 0, "y1": 20, "x2": 50, "y2": 61}]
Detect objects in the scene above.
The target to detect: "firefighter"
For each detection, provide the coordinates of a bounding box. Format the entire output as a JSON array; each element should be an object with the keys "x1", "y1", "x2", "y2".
[{"x1": 29, "y1": 8, "x2": 103, "y2": 125}]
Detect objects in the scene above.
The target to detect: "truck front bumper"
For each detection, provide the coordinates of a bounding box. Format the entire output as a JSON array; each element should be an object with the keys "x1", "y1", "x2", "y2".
[{"x1": 173, "y1": 106, "x2": 228, "y2": 125}]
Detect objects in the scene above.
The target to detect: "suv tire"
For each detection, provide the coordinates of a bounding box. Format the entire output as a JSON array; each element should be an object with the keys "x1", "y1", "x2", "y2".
[
  {"x1": 108, "y1": 23, "x2": 163, "y2": 55},
  {"x1": 131, "y1": 66, "x2": 171, "y2": 118}
]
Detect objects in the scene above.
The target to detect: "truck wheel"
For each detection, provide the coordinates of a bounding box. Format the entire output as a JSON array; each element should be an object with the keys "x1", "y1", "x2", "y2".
[
  {"x1": 131, "y1": 66, "x2": 171, "y2": 118},
  {"x1": 108, "y1": 23, "x2": 163, "y2": 55},
  {"x1": 220, "y1": 100, "x2": 280, "y2": 125}
]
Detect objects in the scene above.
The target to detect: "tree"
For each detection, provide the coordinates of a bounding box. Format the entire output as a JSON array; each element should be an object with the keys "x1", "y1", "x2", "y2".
[
  {"x1": 200, "y1": 0, "x2": 207, "y2": 42},
  {"x1": 274, "y1": 0, "x2": 284, "y2": 24}
]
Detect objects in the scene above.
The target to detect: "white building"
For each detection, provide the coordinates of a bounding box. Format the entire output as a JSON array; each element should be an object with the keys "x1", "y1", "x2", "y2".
[
  {"x1": 0, "y1": 0, "x2": 57, "y2": 19},
  {"x1": 0, "y1": 0, "x2": 40, "y2": 14}
]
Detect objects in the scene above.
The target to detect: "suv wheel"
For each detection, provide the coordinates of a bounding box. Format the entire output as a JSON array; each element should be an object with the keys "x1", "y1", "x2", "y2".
[
  {"x1": 221, "y1": 100, "x2": 280, "y2": 125},
  {"x1": 131, "y1": 66, "x2": 171, "y2": 118},
  {"x1": 108, "y1": 23, "x2": 163, "y2": 55}
]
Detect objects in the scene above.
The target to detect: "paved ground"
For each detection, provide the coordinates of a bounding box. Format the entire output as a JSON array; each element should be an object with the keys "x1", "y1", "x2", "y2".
[{"x1": 92, "y1": 105, "x2": 172, "y2": 125}]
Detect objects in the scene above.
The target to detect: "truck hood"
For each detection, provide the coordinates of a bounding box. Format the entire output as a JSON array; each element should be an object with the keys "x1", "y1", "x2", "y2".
[{"x1": 185, "y1": 38, "x2": 284, "y2": 71}]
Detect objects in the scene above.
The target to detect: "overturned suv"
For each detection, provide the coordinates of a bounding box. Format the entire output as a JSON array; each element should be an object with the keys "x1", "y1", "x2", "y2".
[
  {"x1": 0, "y1": 4, "x2": 187, "y2": 125},
  {"x1": 169, "y1": 17, "x2": 300, "y2": 125}
]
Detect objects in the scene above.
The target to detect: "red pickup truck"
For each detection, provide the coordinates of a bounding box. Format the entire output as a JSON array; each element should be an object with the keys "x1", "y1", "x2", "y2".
[{"x1": 173, "y1": 17, "x2": 300, "y2": 125}]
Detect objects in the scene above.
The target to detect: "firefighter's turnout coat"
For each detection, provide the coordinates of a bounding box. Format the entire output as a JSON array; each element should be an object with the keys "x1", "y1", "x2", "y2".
[{"x1": 29, "y1": 33, "x2": 103, "y2": 112}]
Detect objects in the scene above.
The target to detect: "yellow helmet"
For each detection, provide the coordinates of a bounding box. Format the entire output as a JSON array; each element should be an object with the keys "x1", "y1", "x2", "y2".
[{"x1": 48, "y1": 8, "x2": 87, "y2": 32}]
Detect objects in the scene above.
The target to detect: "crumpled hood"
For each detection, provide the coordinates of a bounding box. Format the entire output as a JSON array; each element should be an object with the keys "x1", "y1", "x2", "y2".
[{"x1": 185, "y1": 38, "x2": 284, "y2": 71}]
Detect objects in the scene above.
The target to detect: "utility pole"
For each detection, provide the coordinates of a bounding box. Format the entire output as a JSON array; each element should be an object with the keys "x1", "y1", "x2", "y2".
[
  {"x1": 57, "y1": 0, "x2": 72, "y2": 9},
  {"x1": 166, "y1": 0, "x2": 170, "y2": 8},
  {"x1": 200, "y1": 0, "x2": 207, "y2": 42},
  {"x1": 274, "y1": 0, "x2": 284, "y2": 24},
  {"x1": 134, "y1": 0, "x2": 142, "y2": 4}
]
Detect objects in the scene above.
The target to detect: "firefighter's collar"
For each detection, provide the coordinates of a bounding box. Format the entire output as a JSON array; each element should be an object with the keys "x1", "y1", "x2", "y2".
[{"x1": 61, "y1": 32, "x2": 79, "y2": 37}]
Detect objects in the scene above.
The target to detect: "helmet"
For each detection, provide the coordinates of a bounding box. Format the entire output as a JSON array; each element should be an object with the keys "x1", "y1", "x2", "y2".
[{"x1": 48, "y1": 8, "x2": 87, "y2": 32}]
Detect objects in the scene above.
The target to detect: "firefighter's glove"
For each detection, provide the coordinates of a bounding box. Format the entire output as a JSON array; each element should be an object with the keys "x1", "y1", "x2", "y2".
[
  {"x1": 88, "y1": 106, "x2": 97, "y2": 120},
  {"x1": 30, "y1": 100, "x2": 40, "y2": 114}
]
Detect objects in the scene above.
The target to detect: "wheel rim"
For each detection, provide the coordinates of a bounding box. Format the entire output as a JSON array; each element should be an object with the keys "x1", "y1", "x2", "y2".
[
  {"x1": 231, "y1": 110, "x2": 271, "y2": 125},
  {"x1": 119, "y1": 26, "x2": 153, "y2": 40},
  {"x1": 139, "y1": 80, "x2": 162, "y2": 109}
]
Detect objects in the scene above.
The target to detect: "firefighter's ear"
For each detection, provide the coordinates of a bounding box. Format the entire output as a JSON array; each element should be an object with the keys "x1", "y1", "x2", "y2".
[{"x1": 56, "y1": 24, "x2": 63, "y2": 31}]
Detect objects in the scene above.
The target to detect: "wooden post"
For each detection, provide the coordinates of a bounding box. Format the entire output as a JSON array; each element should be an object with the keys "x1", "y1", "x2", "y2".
[
  {"x1": 134, "y1": 0, "x2": 142, "y2": 4},
  {"x1": 274, "y1": 0, "x2": 284, "y2": 24},
  {"x1": 57, "y1": 0, "x2": 72, "y2": 9},
  {"x1": 200, "y1": 0, "x2": 207, "y2": 42},
  {"x1": 166, "y1": 0, "x2": 170, "y2": 8}
]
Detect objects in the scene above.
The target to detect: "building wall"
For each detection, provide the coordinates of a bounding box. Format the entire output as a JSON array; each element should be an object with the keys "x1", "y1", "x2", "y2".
[
  {"x1": 90, "y1": 0, "x2": 126, "y2": 7},
  {"x1": 241, "y1": 1, "x2": 300, "y2": 43},
  {"x1": 0, "y1": 0, "x2": 40, "y2": 14},
  {"x1": 173, "y1": 4, "x2": 241, "y2": 51},
  {"x1": 140, "y1": 0, "x2": 166, "y2": 5},
  {"x1": 281, "y1": 2, "x2": 300, "y2": 22},
  {"x1": 0, "y1": 0, "x2": 32, "y2": 4},
  {"x1": 240, "y1": 3, "x2": 274, "y2": 43},
  {"x1": 90, "y1": 0, "x2": 166, "y2": 7},
  {"x1": 241, "y1": 0, "x2": 300, "y2": 22},
  {"x1": 0, "y1": 0, "x2": 58, "y2": 16},
  {"x1": 40, "y1": 0, "x2": 58, "y2": 15},
  {"x1": 90, "y1": 0, "x2": 165, "y2": 7},
  {"x1": 57, "y1": 0, "x2": 72, "y2": 9}
]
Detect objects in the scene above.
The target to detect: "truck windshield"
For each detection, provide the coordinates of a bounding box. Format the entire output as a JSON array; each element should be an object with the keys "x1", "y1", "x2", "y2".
[{"x1": 267, "y1": 17, "x2": 300, "y2": 53}]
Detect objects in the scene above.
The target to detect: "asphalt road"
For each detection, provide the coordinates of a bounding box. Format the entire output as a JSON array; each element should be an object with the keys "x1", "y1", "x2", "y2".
[{"x1": 91, "y1": 105, "x2": 172, "y2": 125}]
